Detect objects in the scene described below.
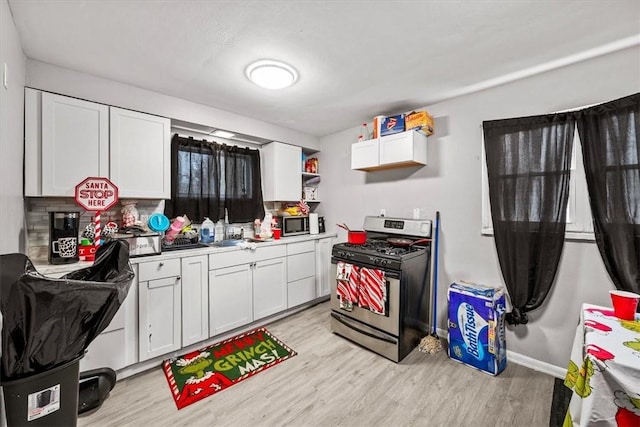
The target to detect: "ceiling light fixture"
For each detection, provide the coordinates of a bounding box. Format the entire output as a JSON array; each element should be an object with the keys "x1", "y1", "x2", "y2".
[
  {"x1": 245, "y1": 59, "x2": 298, "y2": 90},
  {"x1": 211, "y1": 130, "x2": 236, "y2": 139}
]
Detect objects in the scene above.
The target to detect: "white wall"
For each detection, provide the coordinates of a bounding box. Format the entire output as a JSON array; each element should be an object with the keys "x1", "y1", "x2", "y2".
[
  {"x1": 0, "y1": 0, "x2": 26, "y2": 255},
  {"x1": 25, "y1": 60, "x2": 320, "y2": 151},
  {"x1": 318, "y1": 46, "x2": 640, "y2": 372}
]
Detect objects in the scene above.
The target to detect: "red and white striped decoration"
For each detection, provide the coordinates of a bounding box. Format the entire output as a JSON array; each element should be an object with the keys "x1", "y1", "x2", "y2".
[
  {"x1": 360, "y1": 267, "x2": 386, "y2": 315},
  {"x1": 348, "y1": 265, "x2": 359, "y2": 304},
  {"x1": 94, "y1": 211, "x2": 101, "y2": 246}
]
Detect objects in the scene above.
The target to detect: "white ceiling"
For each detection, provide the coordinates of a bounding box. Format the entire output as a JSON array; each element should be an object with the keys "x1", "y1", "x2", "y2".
[{"x1": 8, "y1": 0, "x2": 640, "y2": 137}]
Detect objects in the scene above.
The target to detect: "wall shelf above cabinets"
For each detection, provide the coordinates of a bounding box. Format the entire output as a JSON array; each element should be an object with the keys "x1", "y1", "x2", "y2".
[
  {"x1": 302, "y1": 171, "x2": 321, "y2": 203},
  {"x1": 351, "y1": 129, "x2": 427, "y2": 172}
]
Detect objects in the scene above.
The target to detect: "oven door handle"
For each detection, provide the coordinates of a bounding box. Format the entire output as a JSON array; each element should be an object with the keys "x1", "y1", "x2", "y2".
[{"x1": 331, "y1": 312, "x2": 397, "y2": 344}]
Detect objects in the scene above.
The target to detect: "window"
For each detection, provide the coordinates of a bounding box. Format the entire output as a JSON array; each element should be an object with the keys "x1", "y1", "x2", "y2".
[
  {"x1": 167, "y1": 134, "x2": 265, "y2": 223},
  {"x1": 482, "y1": 126, "x2": 595, "y2": 241}
]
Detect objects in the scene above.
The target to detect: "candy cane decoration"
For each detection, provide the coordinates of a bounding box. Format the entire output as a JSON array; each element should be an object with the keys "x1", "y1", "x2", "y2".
[{"x1": 94, "y1": 211, "x2": 101, "y2": 246}]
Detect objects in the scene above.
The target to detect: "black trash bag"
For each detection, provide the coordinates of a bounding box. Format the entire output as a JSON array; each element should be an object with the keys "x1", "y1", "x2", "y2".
[{"x1": 0, "y1": 240, "x2": 134, "y2": 381}]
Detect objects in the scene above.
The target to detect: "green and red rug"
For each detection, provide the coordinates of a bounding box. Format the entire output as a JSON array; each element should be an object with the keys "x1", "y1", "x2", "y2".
[{"x1": 163, "y1": 327, "x2": 297, "y2": 409}]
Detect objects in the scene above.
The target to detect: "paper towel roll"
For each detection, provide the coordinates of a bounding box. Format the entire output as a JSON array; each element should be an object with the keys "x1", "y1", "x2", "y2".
[{"x1": 309, "y1": 213, "x2": 319, "y2": 235}]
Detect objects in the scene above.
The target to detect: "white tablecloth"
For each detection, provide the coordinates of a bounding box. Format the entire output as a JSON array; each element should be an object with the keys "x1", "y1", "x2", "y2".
[{"x1": 564, "y1": 303, "x2": 640, "y2": 426}]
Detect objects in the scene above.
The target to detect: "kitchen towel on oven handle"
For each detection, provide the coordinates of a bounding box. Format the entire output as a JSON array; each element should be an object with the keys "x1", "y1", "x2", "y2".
[
  {"x1": 359, "y1": 267, "x2": 387, "y2": 316},
  {"x1": 336, "y1": 261, "x2": 357, "y2": 311}
]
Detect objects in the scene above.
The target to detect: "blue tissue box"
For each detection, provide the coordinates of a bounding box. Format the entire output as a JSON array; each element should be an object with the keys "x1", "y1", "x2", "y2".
[
  {"x1": 448, "y1": 281, "x2": 507, "y2": 376},
  {"x1": 380, "y1": 114, "x2": 405, "y2": 136}
]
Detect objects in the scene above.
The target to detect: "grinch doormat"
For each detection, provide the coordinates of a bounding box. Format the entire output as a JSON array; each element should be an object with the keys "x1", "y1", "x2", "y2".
[{"x1": 162, "y1": 327, "x2": 297, "y2": 409}]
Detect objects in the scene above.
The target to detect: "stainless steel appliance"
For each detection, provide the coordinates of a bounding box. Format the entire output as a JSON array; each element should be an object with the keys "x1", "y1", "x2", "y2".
[
  {"x1": 330, "y1": 216, "x2": 432, "y2": 362},
  {"x1": 109, "y1": 229, "x2": 161, "y2": 257},
  {"x1": 275, "y1": 215, "x2": 325, "y2": 236},
  {"x1": 48, "y1": 211, "x2": 80, "y2": 265}
]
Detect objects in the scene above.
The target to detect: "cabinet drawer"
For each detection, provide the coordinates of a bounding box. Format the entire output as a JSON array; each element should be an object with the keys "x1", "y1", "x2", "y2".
[
  {"x1": 138, "y1": 258, "x2": 181, "y2": 281},
  {"x1": 287, "y1": 251, "x2": 316, "y2": 282},
  {"x1": 209, "y1": 245, "x2": 286, "y2": 269},
  {"x1": 286, "y1": 241, "x2": 315, "y2": 255},
  {"x1": 80, "y1": 329, "x2": 126, "y2": 372},
  {"x1": 288, "y1": 276, "x2": 317, "y2": 308}
]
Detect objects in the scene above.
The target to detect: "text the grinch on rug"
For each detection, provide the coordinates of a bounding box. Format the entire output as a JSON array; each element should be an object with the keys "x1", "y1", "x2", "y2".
[{"x1": 163, "y1": 327, "x2": 297, "y2": 409}]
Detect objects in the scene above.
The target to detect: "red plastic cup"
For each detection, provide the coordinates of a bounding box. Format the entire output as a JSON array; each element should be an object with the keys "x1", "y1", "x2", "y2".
[
  {"x1": 609, "y1": 290, "x2": 640, "y2": 320},
  {"x1": 273, "y1": 228, "x2": 281, "y2": 240}
]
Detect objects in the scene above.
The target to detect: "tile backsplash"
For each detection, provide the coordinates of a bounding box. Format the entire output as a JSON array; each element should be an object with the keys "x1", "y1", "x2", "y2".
[{"x1": 26, "y1": 198, "x2": 163, "y2": 260}]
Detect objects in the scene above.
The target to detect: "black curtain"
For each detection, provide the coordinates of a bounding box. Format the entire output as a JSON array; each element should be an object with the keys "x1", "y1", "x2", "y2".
[
  {"x1": 577, "y1": 93, "x2": 640, "y2": 295},
  {"x1": 166, "y1": 135, "x2": 265, "y2": 223},
  {"x1": 483, "y1": 114, "x2": 575, "y2": 325},
  {"x1": 223, "y1": 145, "x2": 265, "y2": 223}
]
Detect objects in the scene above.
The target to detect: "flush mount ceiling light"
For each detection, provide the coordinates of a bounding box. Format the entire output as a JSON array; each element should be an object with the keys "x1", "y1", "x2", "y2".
[
  {"x1": 245, "y1": 60, "x2": 298, "y2": 90},
  {"x1": 210, "y1": 130, "x2": 235, "y2": 139}
]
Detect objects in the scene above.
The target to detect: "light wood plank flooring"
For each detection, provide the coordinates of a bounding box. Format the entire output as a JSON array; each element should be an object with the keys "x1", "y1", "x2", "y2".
[{"x1": 78, "y1": 301, "x2": 555, "y2": 427}]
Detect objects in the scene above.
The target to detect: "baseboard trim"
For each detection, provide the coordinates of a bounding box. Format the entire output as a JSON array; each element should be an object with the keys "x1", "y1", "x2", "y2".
[{"x1": 436, "y1": 327, "x2": 566, "y2": 379}]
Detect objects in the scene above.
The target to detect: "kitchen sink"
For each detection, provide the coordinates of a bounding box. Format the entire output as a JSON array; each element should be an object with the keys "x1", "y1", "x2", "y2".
[
  {"x1": 207, "y1": 239, "x2": 246, "y2": 248},
  {"x1": 161, "y1": 242, "x2": 211, "y2": 252}
]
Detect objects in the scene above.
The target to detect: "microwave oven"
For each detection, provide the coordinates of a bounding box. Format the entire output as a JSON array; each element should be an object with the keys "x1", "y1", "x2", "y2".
[{"x1": 275, "y1": 216, "x2": 325, "y2": 236}]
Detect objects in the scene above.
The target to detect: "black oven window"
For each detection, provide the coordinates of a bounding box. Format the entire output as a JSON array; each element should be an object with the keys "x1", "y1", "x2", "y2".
[{"x1": 166, "y1": 134, "x2": 265, "y2": 223}]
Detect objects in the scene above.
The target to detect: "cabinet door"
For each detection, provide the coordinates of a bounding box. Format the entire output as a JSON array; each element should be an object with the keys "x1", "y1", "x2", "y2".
[
  {"x1": 351, "y1": 139, "x2": 379, "y2": 171},
  {"x1": 80, "y1": 276, "x2": 138, "y2": 372},
  {"x1": 139, "y1": 276, "x2": 181, "y2": 361},
  {"x1": 209, "y1": 264, "x2": 253, "y2": 336},
  {"x1": 253, "y1": 257, "x2": 287, "y2": 320},
  {"x1": 379, "y1": 130, "x2": 427, "y2": 167},
  {"x1": 288, "y1": 276, "x2": 316, "y2": 308},
  {"x1": 262, "y1": 142, "x2": 302, "y2": 201},
  {"x1": 110, "y1": 107, "x2": 171, "y2": 198},
  {"x1": 181, "y1": 255, "x2": 209, "y2": 347},
  {"x1": 316, "y1": 237, "x2": 333, "y2": 297},
  {"x1": 40, "y1": 92, "x2": 109, "y2": 196}
]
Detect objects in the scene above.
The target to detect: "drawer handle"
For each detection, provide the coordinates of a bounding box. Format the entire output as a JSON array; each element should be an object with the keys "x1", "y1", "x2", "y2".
[{"x1": 158, "y1": 262, "x2": 164, "y2": 268}]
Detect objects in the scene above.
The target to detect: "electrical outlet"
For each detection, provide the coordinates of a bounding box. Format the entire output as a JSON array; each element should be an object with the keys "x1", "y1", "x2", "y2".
[
  {"x1": 380, "y1": 208, "x2": 386, "y2": 217},
  {"x1": 413, "y1": 208, "x2": 420, "y2": 219}
]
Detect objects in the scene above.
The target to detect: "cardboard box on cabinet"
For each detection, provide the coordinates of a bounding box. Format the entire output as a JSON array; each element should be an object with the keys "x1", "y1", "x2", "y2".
[
  {"x1": 447, "y1": 281, "x2": 507, "y2": 376},
  {"x1": 405, "y1": 110, "x2": 434, "y2": 136},
  {"x1": 380, "y1": 114, "x2": 405, "y2": 136}
]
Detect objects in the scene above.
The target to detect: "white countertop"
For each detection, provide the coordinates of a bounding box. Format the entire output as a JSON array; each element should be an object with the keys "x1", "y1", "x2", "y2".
[{"x1": 34, "y1": 233, "x2": 337, "y2": 275}]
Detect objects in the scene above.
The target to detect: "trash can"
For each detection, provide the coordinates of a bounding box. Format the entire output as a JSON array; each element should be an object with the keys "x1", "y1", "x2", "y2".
[
  {"x1": 2, "y1": 355, "x2": 82, "y2": 426},
  {"x1": 1, "y1": 240, "x2": 134, "y2": 426}
]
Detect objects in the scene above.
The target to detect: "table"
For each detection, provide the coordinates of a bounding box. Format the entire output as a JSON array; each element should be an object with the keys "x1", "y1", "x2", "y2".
[{"x1": 563, "y1": 303, "x2": 640, "y2": 426}]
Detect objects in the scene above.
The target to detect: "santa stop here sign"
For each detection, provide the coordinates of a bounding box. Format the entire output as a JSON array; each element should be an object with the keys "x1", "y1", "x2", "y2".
[{"x1": 75, "y1": 177, "x2": 119, "y2": 211}]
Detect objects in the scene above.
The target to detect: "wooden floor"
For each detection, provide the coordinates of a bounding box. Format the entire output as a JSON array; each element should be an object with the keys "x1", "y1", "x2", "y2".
[{"x1": 78, "y1": 301, "x2": 555, "y2": 427}]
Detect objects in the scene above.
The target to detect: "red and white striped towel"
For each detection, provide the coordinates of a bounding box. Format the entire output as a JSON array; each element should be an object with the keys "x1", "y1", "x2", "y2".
[
  {"x1": 336, "y1": 261, "x2": 356, "y2": 311},
  {"x1": 359, "y1": 267, "x2": 386, "y2": 315}
]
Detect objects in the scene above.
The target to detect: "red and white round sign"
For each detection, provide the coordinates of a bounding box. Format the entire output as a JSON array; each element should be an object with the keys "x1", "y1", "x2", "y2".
[{"x1": 75, "y1": 177, "x2": 119, "y2": 211}]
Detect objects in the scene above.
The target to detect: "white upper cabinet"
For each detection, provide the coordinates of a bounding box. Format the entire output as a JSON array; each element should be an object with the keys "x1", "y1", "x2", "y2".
[
  {"x1": 110, "y1": 107, "x2": 171, "y2": 199},
  {"x1": 261, "y1": 141, "x2": 302, "y2": 201},
  {"x1": 25, "y1": 88, "x2": 170, "y2": 198},
  {"x1": 351, "y1": 130, "x2": 427, "y2": 172},
  {"x1": 25, "y1": 89, "x2": 109, "y2": 196}
]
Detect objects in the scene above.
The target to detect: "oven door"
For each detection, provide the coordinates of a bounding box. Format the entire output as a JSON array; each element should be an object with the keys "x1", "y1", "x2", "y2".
[{"x1": 330, "y1": 262, "x2": 400, "y2": 336}]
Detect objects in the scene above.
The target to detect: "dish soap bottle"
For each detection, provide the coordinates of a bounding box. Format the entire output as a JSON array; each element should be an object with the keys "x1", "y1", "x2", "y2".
[
  {"x1": 200, "y1": 217, "x2": 215, "y2": 243},
  {"x1": 214, "y1": 220, "x2": 224, "y2": 242}
]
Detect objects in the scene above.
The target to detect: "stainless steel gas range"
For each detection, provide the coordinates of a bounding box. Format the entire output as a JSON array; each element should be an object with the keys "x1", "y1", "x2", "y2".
[{"x1": 330, "y1": 216, "x2": 432, "y2": 362}]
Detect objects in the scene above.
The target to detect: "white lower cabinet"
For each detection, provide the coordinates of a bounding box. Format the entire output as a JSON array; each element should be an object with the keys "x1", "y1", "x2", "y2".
[
  {"x1": 138, "y1": 259, "x2": 182, "y2": 361},
  {"x1": 46, "y1": 265, "x2": 138, "y2": 373},
  {"x1": 82, "y1": 275, "x2": 139, "y2": 372},
  {"x1": 209, "y1": 264, "x2": 253, "y2": 336},
  {"x1": 208, "y1": 245, "x2": 287, "y2": 336},
  {"x1": 287, "y1": 241, "x2": 317, "y2": 307},
  {"x1": 253, "y1": 257, "x2": 287, "y2": 320},
  {"x1": 181, "y1": 255, "x2": 209, "y2": 347},
  {"x1": 315, "y1": 237, "x2": 333, "y2": 297}
]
